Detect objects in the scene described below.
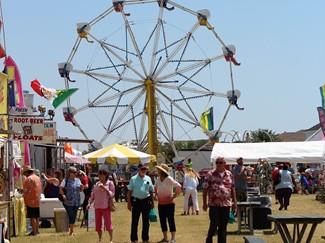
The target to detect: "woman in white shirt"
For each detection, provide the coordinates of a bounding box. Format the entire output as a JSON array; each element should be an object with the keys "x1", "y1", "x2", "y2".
[
  {"x1": 275, "y1": 163, "x2": 296, "y2": 210},
  {"x1": 182, "y1": 168, "x2": 199, "y2": 215}
]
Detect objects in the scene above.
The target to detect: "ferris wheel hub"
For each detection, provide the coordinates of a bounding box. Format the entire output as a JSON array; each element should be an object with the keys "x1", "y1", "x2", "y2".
[{"x1": 144, "y1": 78, "x2": 154, "y2": 86}]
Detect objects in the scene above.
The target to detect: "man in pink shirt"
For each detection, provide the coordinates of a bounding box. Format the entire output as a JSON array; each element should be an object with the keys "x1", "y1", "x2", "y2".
[{"x1": 203, "y1": 157, "x2": 237, "y2": 243}]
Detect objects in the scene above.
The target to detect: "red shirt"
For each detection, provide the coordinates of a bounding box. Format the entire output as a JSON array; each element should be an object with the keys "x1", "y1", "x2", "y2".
[
  {"x1": 272, "y1": 167, "x2": 279, "y2": 181},
  {"x1": 203, "y1": 169, "x2": 234, "y2": 207},
  {"x1": 81, "y1": 175, "x2": 89, "y2": 187}
]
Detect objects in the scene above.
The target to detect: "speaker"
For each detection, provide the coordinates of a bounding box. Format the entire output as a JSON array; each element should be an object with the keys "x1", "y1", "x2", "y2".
[
  {"x1": 247, "y1": 195, "x2": 272, "y2": 208},
  {"x1": 249, "y1": 207, "x2": 272, "y2": 229}
]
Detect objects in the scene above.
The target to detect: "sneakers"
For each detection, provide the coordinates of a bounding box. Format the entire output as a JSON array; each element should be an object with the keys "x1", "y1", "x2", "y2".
[{"x1": 170, "y1": 240, "x2": 176, "y2": 243}]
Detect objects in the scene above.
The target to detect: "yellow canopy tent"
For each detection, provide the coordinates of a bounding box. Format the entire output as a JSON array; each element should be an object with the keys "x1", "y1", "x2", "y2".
[{"x1": 84, "y1": 143, "x2": 156, "y2": 165}]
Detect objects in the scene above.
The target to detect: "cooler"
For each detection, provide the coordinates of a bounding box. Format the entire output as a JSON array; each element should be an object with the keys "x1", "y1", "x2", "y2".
[
  {"x1": 53, "y1": 208, "x2": 68, "y2": 232},
  {"x1": 40, "y1": 198, "x2": 63, "y2": 218}
]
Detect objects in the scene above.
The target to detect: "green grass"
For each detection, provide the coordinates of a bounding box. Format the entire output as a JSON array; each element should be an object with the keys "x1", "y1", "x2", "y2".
[{"x1": 11, "y1": 193, "x2": 325, "y2": 243}]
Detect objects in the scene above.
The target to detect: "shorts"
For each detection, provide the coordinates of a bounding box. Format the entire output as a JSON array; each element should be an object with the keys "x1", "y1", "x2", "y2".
[{"x1": 26, "y1": 206, "x2": 40, "y2": 218}]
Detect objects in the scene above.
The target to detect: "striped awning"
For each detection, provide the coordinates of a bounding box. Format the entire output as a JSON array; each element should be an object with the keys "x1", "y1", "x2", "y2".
[
  {"x1": 83, "y1": 143, "x2": 156, "y2": 165},
  {"x1": 65, "y1": 153, "x2": 91, "y2": 165}
]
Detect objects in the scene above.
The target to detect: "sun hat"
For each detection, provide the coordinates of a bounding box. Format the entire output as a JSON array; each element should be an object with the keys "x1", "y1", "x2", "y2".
[
  {"x1": 156, "y1": 163, "x2": 169, "y2": 175},
  {"x1": 22, "y1": 166, "x2": 34, "y2": 175}
]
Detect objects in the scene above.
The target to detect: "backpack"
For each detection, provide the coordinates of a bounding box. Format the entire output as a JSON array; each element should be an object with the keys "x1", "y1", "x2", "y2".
[{"x1": 40, "y1": 219, "x2": 51, "y2": 228}]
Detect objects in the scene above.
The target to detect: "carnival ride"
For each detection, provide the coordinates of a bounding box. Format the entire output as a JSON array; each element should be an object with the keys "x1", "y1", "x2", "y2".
[{"x1": 59, "y1": 0, "x2": 243, "y2": 158}]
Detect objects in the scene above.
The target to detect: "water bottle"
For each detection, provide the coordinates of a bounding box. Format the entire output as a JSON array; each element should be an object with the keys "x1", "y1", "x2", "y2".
[{"x1": 26, "y1": 218, "x2": 32, "y2": 233}]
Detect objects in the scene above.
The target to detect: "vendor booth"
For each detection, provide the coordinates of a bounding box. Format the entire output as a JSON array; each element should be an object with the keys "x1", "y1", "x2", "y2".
[
  {"x1": 84, "y1": 144, "x2": 156, "y2": 203},
  {"x1": 64, "y1": 153, "x2": 90, "y2": 165},
  {"x1": 211, "y1": 141, "x2": 325, "y2": 164}
]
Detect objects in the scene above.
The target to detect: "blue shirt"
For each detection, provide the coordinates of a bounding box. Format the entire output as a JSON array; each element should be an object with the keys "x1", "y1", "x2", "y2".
[
  {"x1": 127, "y1": 174, "x2": 154, "y2": 199},
  {"x1": 232, "y1": 165, "x2": 247, "y2": 190},
  {"x1": 60, "y1": 178, "x2": 82, "y2": 206}
]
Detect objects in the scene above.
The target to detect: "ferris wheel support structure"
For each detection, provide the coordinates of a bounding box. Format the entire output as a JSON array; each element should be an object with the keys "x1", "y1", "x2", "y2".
[{"x1": 145, "y1": 78, "x2": 157, "y2": 156}]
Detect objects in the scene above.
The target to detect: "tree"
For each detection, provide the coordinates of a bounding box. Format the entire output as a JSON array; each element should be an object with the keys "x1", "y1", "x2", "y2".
[{"x1": 248, "y1": 129, "x2": 281, "y2": 142}]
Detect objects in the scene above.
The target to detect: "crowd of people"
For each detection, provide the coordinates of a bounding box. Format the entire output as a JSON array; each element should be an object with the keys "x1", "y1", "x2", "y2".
[
  {"x1": 20, "y1": 157, "x2": 324, "y2": 243},
  {"x1": 20, "y1": 159, "x2": 226, "y2": 243}
]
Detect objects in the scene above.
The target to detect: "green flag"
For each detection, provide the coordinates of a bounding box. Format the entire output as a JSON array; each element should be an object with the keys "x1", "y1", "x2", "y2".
[
  {"x1": 200, "y1": 107, "x2": 214, "y2": 133},
  {"x1": 52, "y1": 88, "x2": 78, "y2": 108}
]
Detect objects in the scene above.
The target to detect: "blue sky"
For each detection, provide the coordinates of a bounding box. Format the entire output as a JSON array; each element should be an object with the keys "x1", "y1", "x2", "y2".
[{"x1": 2, "y1": 1, "x2": 325, "y2": 145}]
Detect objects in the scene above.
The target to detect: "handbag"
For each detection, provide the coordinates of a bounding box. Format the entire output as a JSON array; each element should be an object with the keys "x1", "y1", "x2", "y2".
[
  {"x1": 109, "y1": 197, "x2": 116, "y2": 212},
  {"x1": 107, "y1": 181, "x2": 116, "y2": 212},
  {"x1": 229, "y1": 210, "x2": 235, "y2": 224},
  {"x1": 149, "y1": 208, "x2": 157, "y2": 222}
]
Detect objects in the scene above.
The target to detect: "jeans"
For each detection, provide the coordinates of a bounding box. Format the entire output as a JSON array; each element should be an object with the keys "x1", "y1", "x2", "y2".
[
  {"x1": 63, "y1": 205, "x2": 79, "y2": 224},
  {"x1": 131, "y1": 197, "x2": 151, "y2": 242},
  {"x1": 206, "y1": 206, "x2": 230, "y2": 243},
  {"x1": 158, "y1": 204, "x2": 176, "y2": 232}
]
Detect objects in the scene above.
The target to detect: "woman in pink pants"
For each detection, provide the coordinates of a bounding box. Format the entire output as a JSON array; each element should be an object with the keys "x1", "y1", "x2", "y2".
[{"x1": 88, "y1": 169, "x2": 115, "y2": 243}]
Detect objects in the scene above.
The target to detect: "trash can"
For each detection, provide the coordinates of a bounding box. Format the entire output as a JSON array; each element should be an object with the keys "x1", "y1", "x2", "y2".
[{"x1": 54, "y1": 208, "x2": 68, "y2": 232}]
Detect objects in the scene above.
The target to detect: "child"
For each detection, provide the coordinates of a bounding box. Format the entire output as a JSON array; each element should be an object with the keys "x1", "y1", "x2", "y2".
[{"x1": 187, "y1": 195, "x2": 194, "y2": 215}]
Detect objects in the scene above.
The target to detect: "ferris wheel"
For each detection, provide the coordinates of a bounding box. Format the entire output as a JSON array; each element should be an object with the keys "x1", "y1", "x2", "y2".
[{"x1": 58, "y1": 0, "x2": 242, "y2": 158}]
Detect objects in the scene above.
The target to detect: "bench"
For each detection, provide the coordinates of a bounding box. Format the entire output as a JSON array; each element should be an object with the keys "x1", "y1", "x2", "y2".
[{"x1": 243, "y1": 236, "x2": 266, "y2": 243}]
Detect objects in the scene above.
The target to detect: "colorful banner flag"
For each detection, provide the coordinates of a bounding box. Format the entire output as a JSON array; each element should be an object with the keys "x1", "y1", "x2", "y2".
[
  {"x1": 320, "y1": 84, "x2": 325, "y2": 108},
  {"x1": 200, "y1": 107, "x2": 214, "y2": 133},
  {"x1": 64, "y1": 143, "x2": 73, "y2": 155},
  {"x1": 0, "y1": 72, "x2": 8, "y2": 137},
  {"x1": 4, "y1": 56, "x2": 24, "y2": 108},
  {"x1": 30, "y1": 79, "x2": 78, "y2": 109},
  {"x1": 52, "y1": 88, "x2": 78, "y2": 108},
  {"x1": 317, "y1": 107, "x2": 325, "y2": 137}
]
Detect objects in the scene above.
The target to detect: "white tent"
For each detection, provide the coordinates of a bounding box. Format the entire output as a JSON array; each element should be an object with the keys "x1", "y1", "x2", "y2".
[{"x1": 211, "y1": 141, "x2": 325, "y2": 164}]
